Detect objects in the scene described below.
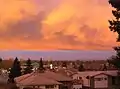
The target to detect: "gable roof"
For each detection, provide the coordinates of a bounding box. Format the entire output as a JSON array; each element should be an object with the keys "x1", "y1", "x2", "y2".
[{"x1": 91, "y1": 73, "x2": 112, "y2": 78}]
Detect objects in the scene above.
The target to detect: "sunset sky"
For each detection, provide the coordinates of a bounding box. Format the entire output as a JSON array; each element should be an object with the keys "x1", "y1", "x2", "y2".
[{"x1": 0, "y1": 0, "x2": 118, "y2": 51}]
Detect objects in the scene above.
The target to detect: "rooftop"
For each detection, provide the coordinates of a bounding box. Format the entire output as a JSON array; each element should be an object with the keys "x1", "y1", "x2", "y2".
[
  {"x1": 76, "y1": 70, "x2": 119, "y2": 77},
  {"x1": 15, "y1": 70, "x2": 72, "y2": 86}
]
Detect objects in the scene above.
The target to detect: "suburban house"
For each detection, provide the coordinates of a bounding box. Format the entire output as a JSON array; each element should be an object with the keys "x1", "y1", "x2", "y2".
[
  {"x1": 15, "y1": 70, "x2": 72, "y2": 89},
  {"x1": 72, "y1": 79, "x2": 83, "y2": 89},
  {"x1": 72, "y1": 70, "x2": 120, "y2": 89}
]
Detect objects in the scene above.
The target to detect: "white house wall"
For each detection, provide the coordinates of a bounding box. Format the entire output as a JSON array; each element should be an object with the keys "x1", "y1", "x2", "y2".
[
  {"x1": 73, "y1": 85, "x2": 82, "y2": 89},
  {"x1": 18, "y1": 85, "x2": 59, "y2": 89},
  {"x1": 94, "y1": 74, "x2": 108, "y2": 88}
]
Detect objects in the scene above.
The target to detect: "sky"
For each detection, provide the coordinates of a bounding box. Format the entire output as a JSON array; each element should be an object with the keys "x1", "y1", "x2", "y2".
[
  {"x1": 0, "y1": 0, "x2": 118, "y2": 51},
  {"x1": 0, "y1": 50, "x2": 116, "y2": 60}
]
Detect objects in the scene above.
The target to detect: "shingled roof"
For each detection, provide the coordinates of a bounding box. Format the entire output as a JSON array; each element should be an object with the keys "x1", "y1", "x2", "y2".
[
  {"x1": 15, "y1": 71, "x2": 72, "y2": 86},
  {"x1": 39, "y1": 71, "x2": 72, "y2": 81}
]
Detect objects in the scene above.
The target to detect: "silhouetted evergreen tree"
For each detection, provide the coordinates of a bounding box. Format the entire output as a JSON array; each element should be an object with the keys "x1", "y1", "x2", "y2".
[
  {"x1": 108, "y1": 0, "x2": 120, "y2": 41},
  {"x1": 8, "y1": 57, "x2": 22, "y2": 83},
  {"x1": 23, "y1": 58, "x2": 33, "y2": 74},
  {"x1": 108, "y1": 0, "x2": 120, "y2": 70},
  {"x1": 108, "y1": 47, "x2": 120, "y2": 70},
  {"x1": 0, "y1": 57, "x2": 2, "y2": 68},
  {"x1": 38, "y1": 58, "x2": 44, "y2": 71},
  {"x1": 78, "y1": 63, "x2": 85, "y2": 71},
  {"x1": 0, "y1": 57, "x2": 2, "y2": 63}
]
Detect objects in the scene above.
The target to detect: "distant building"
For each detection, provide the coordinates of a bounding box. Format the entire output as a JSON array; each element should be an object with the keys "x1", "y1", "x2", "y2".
[{"x1": 72, "y1": 70, "x2": 120, "y2": 89}]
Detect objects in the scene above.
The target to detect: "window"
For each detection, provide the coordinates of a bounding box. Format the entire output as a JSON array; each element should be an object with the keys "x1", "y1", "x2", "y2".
[
  {"x1": 95, "y1": 77, "x2": 108, "y2": 81},
  {"x1": 86, "y1": 76, "x2": 90, "y2": 79},
  {"x1": 95, "y1": 78, "x2": 103, "y2": 81},
  {"x1": 104, "y1": 78, "x2": 107, "y2": 80},
  {"x1": 79, "y1": 77, "x2": 82, "y2": 79}
]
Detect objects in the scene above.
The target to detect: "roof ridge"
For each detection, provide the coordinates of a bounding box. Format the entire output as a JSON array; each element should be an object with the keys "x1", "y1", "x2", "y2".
[{"x1": 16, "y1": 72, "x2": 35, "y2": 82}]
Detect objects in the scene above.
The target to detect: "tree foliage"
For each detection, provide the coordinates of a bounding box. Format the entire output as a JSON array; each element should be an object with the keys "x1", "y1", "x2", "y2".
[
  {"x1": 108, "y1": 0, "x2": 120, "y2": 70},
  {"x1": 0, "y1": 58, "x2": 2, "y2": 63},
  {"x1": 101, "y1": 64, "x2": 107, "y2": 71},
  {"x1": 0, "y1": 58, "x2": 2, "y2": 68},
  {"x1": 108, "y1": 47, "x2": 120, "y2": 70},
  {"x1": 108, "y1": 0, "x2": 120, "y2": 41},
  {"x1": 62, "y1": 61, "x2": 67, "y2": 68},
  {"x1": 38, "y1": 58, "x2": 44, "y2": 71},
  {"x1": 78, "y1": 63, "x2": 85, "y2": 71},
  {"x1": 8, "y1": 57, "x2": 22, "y2": 83},
  {"x1": 23, "y1": 58, "x2": 33, "y2": 74}
]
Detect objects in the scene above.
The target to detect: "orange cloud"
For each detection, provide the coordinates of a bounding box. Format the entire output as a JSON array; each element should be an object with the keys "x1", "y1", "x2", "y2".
[
  {"x1": 0, "y1": 0, "x2": 37, "y2": 29},
  {"x1": 0, "y1": 0, "x2": 118, "y2": 50}
]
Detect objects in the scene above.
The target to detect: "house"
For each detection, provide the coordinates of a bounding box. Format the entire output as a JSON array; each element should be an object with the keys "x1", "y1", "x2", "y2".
[
  {"x1": 72, "y1": 79, "x2": 83, "y2": 89},
  {"x1": 72, "y1": 70, "x2": 120, "y2": 89},
  {"x1": 15, "y1": 70, "x2": 73, "y2": 89}
]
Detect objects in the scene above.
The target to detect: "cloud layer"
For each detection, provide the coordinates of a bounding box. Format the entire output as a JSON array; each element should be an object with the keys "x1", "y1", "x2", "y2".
[{"x1": 0, "y1": 0, "x2": 117, "y2": 50}]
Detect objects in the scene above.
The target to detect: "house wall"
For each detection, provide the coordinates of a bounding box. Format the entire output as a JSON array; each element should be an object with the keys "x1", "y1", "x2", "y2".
[
  {"x1": 72, "y1": 71, "x2": 120, "y2": 89},
  {"x1": 90, "y1": 77, "x2": 94, "y2": 89},
  {"x1": 73, "y1": 84, "x2": 82, "y2": 89},
  {"x1": 55, "y1": 85, "x2": 59, "y2": 89},
  {"x1": 59, "y1": 81, "x2": 72, "y2": 89},
  {"x1": 19, "y1": 85, "x2": 59, "y2": 89},
  {"x1": 72, "y1": 74, "x2": 79, "y2": 80},
  {"x1": 36, "y1": 86, "x2": 45, "y2": 89},
  {"x1": 72, "y1": 74, "x2": 90, "y2": 87},
  {"x1": 108, "y1": 76, "x2": 112, "y2": 89},
  {"x1": 94, "y1": 74, "x2": 108, "y2": 88}
]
